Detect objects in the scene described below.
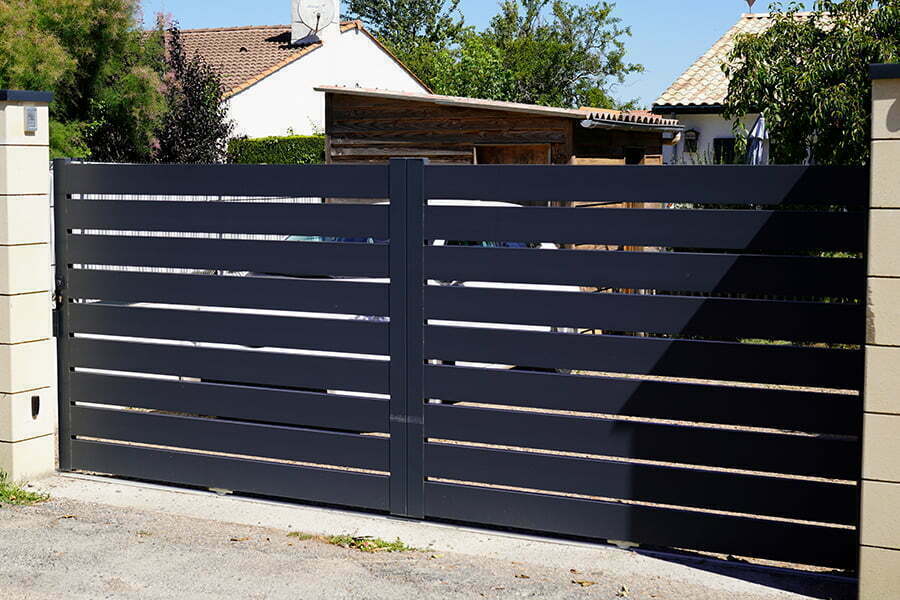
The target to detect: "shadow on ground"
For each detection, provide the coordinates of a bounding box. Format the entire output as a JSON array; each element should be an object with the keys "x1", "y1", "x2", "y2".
[{"x1": 636, "y1": 548, "x2": 857, "y2": 600}]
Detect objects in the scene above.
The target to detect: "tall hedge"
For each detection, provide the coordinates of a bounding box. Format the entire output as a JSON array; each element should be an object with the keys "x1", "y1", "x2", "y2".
[{"x1": 227, "y1": 135, "x2": 326, "y2": 164}]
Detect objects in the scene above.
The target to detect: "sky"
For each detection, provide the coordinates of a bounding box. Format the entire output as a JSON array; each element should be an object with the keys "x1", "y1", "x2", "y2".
[{"x1": 139, "y1": 0, "x2": 814, "y2": 108}]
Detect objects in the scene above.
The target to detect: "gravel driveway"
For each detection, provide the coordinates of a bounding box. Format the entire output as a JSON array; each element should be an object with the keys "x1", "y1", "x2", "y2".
[{"x1": 0, "y1": 493, "x2": 855, "y2": 600}]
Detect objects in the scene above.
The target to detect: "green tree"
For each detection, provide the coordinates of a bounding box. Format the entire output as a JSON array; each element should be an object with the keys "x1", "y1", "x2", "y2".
[
  {"x1": 0, "y1": 1, "x2": 72, "y2": 92},
  {"x1": 723, "y1": 0, "x2": 900, "y2": 166},
  {"x1": 429, "y1": 32, "x2": 516, "y2": 100},
  {"x1": 345, "y1": 0, "x2": 641, "y2": 110},
  {"x1": 0, "y1": 0, "x2": 80, "y2": 158},
  {"x1": 343, "y1": 0, "x2": 466, "y2": 86},
  {"x1": 154, "y1": 26, "x2": 234, "y2": 163},
  {"x1": 479, "y1": 0, "x2": 642, "y2": 109},
  {"x1": 0, "y1": 0, "x2": 166, "y2": 160}
]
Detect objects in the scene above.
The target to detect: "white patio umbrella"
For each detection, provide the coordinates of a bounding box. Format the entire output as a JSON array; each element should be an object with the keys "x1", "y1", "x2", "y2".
[{"x1": 747, "y1": 114, "x2": 769, "y2": 165}]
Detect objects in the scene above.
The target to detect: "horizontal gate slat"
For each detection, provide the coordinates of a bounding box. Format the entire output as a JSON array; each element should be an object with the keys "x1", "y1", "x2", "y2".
[
  {"x1": 425, "y1": 443, "x2": 857, "y2": 525},
  {"x1": 60, "y1": 163, "x2": 390, "y2": 198},
  {"x1": 425, "y1": 246, "x2": 864, "y2": 298},
  {"x1": 66, "y1": 270, "x2": 389, "y2": 315},
  {"x1": 66, "y1": 200, "x2": 390, "y2": 238},
  {"x1": 424, "y1": 164, "x2": 868, "y2": 207},
  {"x1": 426, "y1": 286, "x2": 863, "y2": 345},
  {"x1": 425, "y1": 366, "x2": 861, "y2": 436},
  {"x1": 426, "y1": 327, "x2": 862, "y2": 389},
  {"x1": 70, "y1": 405, "x2": 388, "y2": 471},
  {"x1": 66, "y1": 236, "x2": 388, "y2": 278},
  {"x1": 67, "y1": 338, "x2": 389, "y2": 394},
  {"x1": 425, "y1": 206, "x2": 866, "y2": 252},
  {"x1": 424, "y1": 404, "x2": 859, "y2": 479},
  {"x1": 69, "y1": 304, "x2": 389, "y2": 355},
  {"x1": 71, "y1": 440, "x2": 389, "y2": 511},
  {"x1": 425, "y1": 483, "x2": 857, "y2": 568},
  {"x1": 71, "y1": 373, "x2": 388, "y2": 433}
]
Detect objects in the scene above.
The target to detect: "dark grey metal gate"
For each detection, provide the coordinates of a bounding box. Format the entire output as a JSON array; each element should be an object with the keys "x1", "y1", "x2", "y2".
[{"x1": 54, "y1": 158, "x2": 867, "y2": 570}]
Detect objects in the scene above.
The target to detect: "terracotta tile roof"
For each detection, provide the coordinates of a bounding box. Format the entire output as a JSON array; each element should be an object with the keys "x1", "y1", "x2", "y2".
[
  {"x1": 181, "y1": 21, "x2": 372, "y2": 98},
  {"x1": 316, "y1": 86, "x2": 682, "y2": 130},
  {"x1": 579, "y1": 107, "x2": 681, "y2": 128},
  {"x1": 340, "y1": 20, "x2": 365, "y2": 32},
  {"x1": 654, "y1": 12, "x2": 812, "y2": 109}
]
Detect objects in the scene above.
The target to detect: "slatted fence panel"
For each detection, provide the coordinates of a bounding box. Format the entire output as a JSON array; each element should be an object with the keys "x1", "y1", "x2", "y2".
[
  {"x1": 421, "y1": 163, "x2": 866, "y2": 569},
  {"x1": 55, "y1": 161, "x2": 393, "y2": 511}
]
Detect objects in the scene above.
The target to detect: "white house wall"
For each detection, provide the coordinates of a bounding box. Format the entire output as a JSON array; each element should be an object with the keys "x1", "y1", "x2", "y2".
[
  {"x1": 227, "y1": 29, "x2": 428, "y2": 138},
  {"x1": 662, "y1": 113, "x2": 759, "y2": 164}
]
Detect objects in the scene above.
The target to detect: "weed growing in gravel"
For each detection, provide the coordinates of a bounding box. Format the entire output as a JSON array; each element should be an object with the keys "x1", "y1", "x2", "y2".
[
  {"x1": 286, "y1": 531, "x2": 416, "y2": 553},
  {"x1": 0, "y1": 472, "x2": 48, "y2": 506},
  {"x1": 326, "y1": 535, "x2": 417, "y2": 553},
  {"x1": 288, "y1": 531, "x2": 418, "y2": 552}
]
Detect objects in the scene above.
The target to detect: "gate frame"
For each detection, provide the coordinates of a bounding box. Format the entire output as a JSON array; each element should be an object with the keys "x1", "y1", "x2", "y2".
[
  {"x1": 51, "y1": 155, "x2": 867, "y2": 573},
  {"x1": 388, "y1": 158, "x2": 426, "y2": 518},
  {"x1": 53, "y1": 158, "x2": 74, "y2": 473}
]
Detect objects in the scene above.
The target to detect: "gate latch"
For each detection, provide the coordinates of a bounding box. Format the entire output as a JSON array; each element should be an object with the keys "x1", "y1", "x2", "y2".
[
  {"x1": 54, "y1": 276, "x2": 66, "y2": 306},
  {"x1": 52, "y1": 277, "x2": 66, "y2": 337}
]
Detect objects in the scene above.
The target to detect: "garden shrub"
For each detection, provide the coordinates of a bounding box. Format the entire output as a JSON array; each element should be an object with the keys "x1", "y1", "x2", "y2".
[{"x1": 227, "y1": 135, "x2": 326, "y2": 165}]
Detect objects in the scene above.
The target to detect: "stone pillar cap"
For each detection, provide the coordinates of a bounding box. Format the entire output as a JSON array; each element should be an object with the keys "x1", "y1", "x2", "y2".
[
  {"x1": 0, "y1": 90, "x2": 53, "y2": 103},
  {"x1": 871, "y1": 64, "x2": 900, "y2": 80}
]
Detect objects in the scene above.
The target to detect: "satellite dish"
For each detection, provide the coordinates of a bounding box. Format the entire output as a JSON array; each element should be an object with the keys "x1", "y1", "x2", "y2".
[
  {"x1": 746, "y1": 0, "x2": 757, "y2": 11},
  {"x1": 297, "y1": 0, "x2": 336, "y2": 36}
]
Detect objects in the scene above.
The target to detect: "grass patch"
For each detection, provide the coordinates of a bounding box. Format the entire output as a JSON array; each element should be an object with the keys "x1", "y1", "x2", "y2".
[
  {"x1": 286, "y1": 531, "x2": 416, "y2": 553},
  {"x1": 326, "y1": 535, "x2": 417, "y2": 553},
  {"x1": 740, "y1": 338, "x2": 794, "y2": 346},
  {"x1": 0, "y1": 472, "x2": 48, "y2": 506}
]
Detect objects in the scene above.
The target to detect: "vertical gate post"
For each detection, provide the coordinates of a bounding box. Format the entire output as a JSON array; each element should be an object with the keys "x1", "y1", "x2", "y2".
[
  {"x1": 388, "y1": 158, "x2": 426, "y2": 519},
  {"x1": 0, "y1": 90, "x2": 55, "y2": 482},
  {"x1": 52, "y1": 159, "x2": 72, "y2": 472},
  {"x1": 860, "y1": 64, "x2": 900, "y2": 600}
]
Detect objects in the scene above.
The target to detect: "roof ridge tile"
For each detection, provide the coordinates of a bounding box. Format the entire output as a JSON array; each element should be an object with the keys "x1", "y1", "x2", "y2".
[{"x1": 181, "y1": 24, "x2": 289, "y2": 34}]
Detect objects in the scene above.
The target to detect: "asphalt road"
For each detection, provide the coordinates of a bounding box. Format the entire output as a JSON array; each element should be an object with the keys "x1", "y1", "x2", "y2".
[{"x1": 0, "y1": 495, "x2": 855, "y2": 600}]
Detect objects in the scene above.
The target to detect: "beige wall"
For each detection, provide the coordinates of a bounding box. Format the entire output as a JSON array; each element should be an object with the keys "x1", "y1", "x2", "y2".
[
  {"x1": 0, "y1": 93, "x2": 54, "y2": 482},
  {"x1": 861, "y1": 68, "x2": 900, "y2": 600}
]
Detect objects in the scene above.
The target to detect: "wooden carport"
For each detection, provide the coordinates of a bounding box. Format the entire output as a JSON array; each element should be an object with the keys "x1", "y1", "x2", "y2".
[{"x1": 315, "y1": 86, "x2": 682, "y2": 166}]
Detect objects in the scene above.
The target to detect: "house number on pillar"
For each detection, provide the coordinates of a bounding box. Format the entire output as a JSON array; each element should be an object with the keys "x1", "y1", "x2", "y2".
[{"x1": 24, "y1": 107, "x2": 38, "y2": 133}]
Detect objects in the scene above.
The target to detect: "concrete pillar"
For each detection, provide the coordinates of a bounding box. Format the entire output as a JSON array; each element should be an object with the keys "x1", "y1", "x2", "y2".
[
  {"x1": 861, "y1": 64, "x2": 900, "y2": 600},
  {"x1": 0, "y1": 90, "x2": 55, "y2": 482}
]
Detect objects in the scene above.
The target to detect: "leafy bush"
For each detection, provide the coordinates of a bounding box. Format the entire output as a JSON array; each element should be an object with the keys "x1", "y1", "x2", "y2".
[
  {"x1": 49, "y1": 120, "x2": 90, "y2": 160},
  {"x1": 0, "y1": 0, "x2": 167, "y2": 161},
  {"x1": 155, "y1": 25, "x2": 234, "y2": 164},
  {"x1": 227, "y1": 135, "x2": 326, "y2": 165},
  {"x1": 724, "y1": 0, "x2": 900, "y2": 165}
]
